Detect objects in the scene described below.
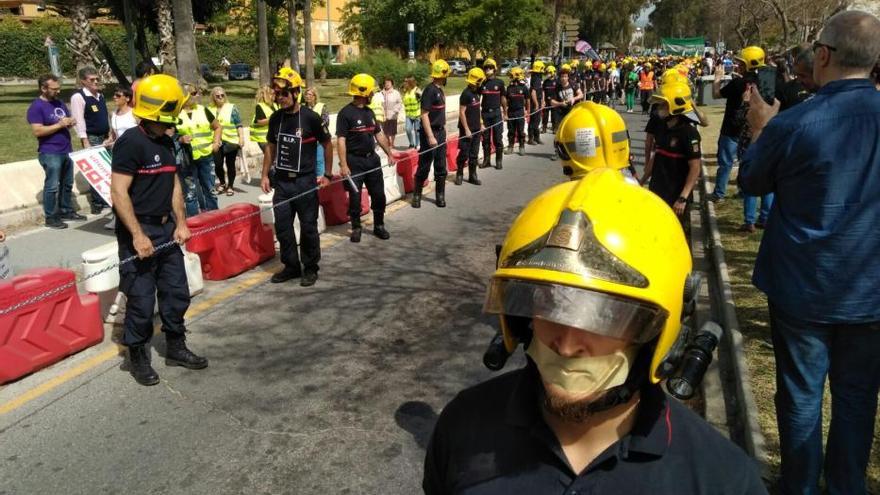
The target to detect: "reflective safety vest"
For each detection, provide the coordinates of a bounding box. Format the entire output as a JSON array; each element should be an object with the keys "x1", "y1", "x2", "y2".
[
  {"x1": 311, "y1": 102, "x2": 325, "y2": 119},
  {"x1": 403, "y1": 88, "x2": 421, "y2": 118},
  {"x1": 250, "y1": 102, "x2": 276, "y2": 144},
  {"x1": 214, "y1": 103, "x2": 240, "y2": 144},
  {"x1": 179, "y1": 105, "x2": 214, "y2": 160},
  {"x1": 369, "y1": 93, "x2": 385, "y2": 123},
  {"x1": 639, "y1": 71, "x2": 655, "y2": 91}
]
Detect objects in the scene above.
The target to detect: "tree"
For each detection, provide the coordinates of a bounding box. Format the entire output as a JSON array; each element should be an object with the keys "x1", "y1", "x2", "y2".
[
  {"x1": 303, "y1": 0, "x2": 315, "y2": 86},
  {"x1": 288, "y1": 0, "x2": 299, "y2": 69},
  {"x1": 339, "y1": 0, "x2": 444, "y2": 55},
  {"x1": 47, "y1": 0, "x2": 100, "y2": 72},
  {"x1": 257, "y1": 0, "x2": 271, "y2": 84},
  {"x1": 157, "y1": 0, "x2": 176, "y2": 76},
  {"x1": 173, "y1": 0, "x2": 202, "y2": 85}
]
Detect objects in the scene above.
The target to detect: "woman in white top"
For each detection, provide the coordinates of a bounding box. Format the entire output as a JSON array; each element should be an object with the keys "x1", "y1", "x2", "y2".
[
  {"x1": 381, "y1": 76, "x2": 402, "y2": 148},
  {"x1": 103, "y1": 86, "x2": 136, "y2": 149}
]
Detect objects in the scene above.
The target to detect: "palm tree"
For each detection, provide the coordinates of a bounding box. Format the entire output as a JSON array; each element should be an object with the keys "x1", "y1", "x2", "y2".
[
  {"x1": 303, "y1": 0, "x2": 315, "y2": 86},
  {"x1": 47, "y1": 0, "x2": 99, "y2": 72},
  {"x1": 157, "y1": 0, "x2": 177, "y2": 76},
  {"x1": 257, "y1": 0, "x2": 271, "y2": 84},
  {"x1": 172, "y1": 0, "x2": 203, "y2": 85},
  {"x1": 288, "y1": 0, "x2": 300, "y2": 71}
]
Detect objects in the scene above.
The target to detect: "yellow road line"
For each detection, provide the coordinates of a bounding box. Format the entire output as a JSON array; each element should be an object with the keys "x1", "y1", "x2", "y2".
[{"x1": 0, "y1": 269, "x2": 273, "y2": 416}]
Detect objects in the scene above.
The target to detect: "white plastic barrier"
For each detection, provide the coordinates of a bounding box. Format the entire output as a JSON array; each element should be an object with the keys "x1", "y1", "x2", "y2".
[
  {"x1": 260, "y1": 192, "x2": 327, "y2": 239},
  {"x1": 382, "y1": 165, "x2": 405, "y2": 204},
  {"x1": 81, "y1": 241, "x2": 204, "y2": 297}
]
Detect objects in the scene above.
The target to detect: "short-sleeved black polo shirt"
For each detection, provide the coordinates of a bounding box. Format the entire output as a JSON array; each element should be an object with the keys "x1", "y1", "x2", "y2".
[
  {"x1": 267, "y1": 106, "x2": 329, "y2": 174},
  {"x1": 505, "y1": 82, "x2": 528, "y2": 116},
  {"x1": 336, "y1": 102, "x2": 379, "y2": 154},
  {"x1": 421, "y1": 83, "x2": 447, "y2": 130},
  {"x1": 648, "y1": 119, "x2": 702, "y2": 206},
  {"x1": 424, "y1": 364, "x2": 766, "y2": 495},
  {"x1": 480, "y1": 79, "x2": 504, "y2": 112},
  {"x1": 458, "y1": 87, "x2": 481, "y2": 134},
  {"x1": 111, "y1": 125, "x2": 177, "y2": 217},
  {"x1": 719, "y1": 76, "x2": 747, "y2": 138}
]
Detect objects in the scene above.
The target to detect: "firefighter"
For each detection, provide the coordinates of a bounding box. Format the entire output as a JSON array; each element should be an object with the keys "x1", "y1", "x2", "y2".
[
  {"x1": 336, "y1": 73, "x2": 395, "y2": 242},
  {"x1": 413, "y1": 59, "x2": 451, "y2": 208},
  {"x1": 541, "y1": 65, "x2": 558, "y2": 134},
  {"x1": 455, "y1": 67, "x2": 486, "y2": 186},
  {"x1": 527, "y1": 60, "x2": 545, "y2": 145},
  {"x1": 479, "y1": 58, "x2": 506, "y2": 170},
  {"x1": 504, "y1": 67, "x2": 529, "y2": 156},
  {"x1": 110, "y1": 74, "x2": 207, "y2": 386},
  {"x1": 554, "y1": 101, "x2": 630, "y2": 181}
]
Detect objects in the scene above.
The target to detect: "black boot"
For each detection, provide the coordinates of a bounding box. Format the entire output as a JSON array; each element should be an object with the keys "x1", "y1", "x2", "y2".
[
  {"x1": 373, "y1": 225, "x2": 390, "y2": 240},
  {"x1": 468, "y1": 163, "x2": 482, "y2": 185},
  {"x1": 412, "y1": 184, "x2": 422, "y2": 208},
  {"x1": 165, "y1": 336, "x2": 208, "y2": 370},
  {"x1": 535, "y1": 136, "x2": 544, "y2": 145},
  {"x1": 518, "y1": 145, "x2": 525, "y2": 156},
  {"x1": 435, "y1": 179, "x2": 446, "y2": 208},
  {"x1": 526, "y1": 137, "x2": 536, "y2": 145},
  {"x1": 350, "y1": 219, "x2": 362, "y2": 243},
  {"x1": 128, "y1": 345, "x2": 159, "y2": 386},
  {"x1": 504, "y1": 145, "x2": 513, "y2": 155},
  {"x1": 495, "y1": 152, "x2": 503, "y2": 170},
  {"x1": 480, "y1": 156, "x2": 491, "y2": 168},
  {"x1": 454, "y1": 168, "x2": 463, "y2": 186}
]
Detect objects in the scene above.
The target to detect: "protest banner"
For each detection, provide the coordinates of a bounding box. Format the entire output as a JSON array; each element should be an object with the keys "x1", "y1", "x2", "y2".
[{"x1": 70, "y1": 146, "x2": 113, "y2": 206}]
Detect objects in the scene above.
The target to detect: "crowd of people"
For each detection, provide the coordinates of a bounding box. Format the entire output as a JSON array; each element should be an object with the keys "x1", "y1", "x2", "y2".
[{"x1": 8, "y1": 7, "x2": 880, "y2": 493}]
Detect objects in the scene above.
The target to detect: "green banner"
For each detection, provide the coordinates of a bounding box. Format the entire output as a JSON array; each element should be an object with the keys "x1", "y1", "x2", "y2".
[{"x1": 661, "y1": 37, "x2": 705, "y2": 56}]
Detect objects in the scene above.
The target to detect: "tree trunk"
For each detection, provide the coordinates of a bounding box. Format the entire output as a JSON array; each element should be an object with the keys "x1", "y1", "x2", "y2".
[
  {"x1": 135, "y1": 8, "x2": 151, "y2": 62},
  {"x1": 172, "y1": 0, "x2": 202, "y2": 86},
  {"x1": 69, "y1": 1, "x2": 96, "y2": 72},
  {"x1": 157, "y1": 0, "x2": 177, "y2": 76},
  {"x1": 257, "y1": 0, "x2": 271, "y2": 85},
  {"x1": 735, "y1": 4, "x2": 748, "y2": 46},
  {"x1": 760, "y1": 0, "x2": 789, "y2": 47},
  {"x1": 288, "y1": 0, "x2": 299, "y2": 71},
  {"x1": 303, "y1": 0, "x2": 315, "y2": 86},
  {"x1": 93, "y1": 29, "x2": 131, "y2": 87},
  {"x1": 551, "y1": 0, "x2": 564, "y2": 58}
]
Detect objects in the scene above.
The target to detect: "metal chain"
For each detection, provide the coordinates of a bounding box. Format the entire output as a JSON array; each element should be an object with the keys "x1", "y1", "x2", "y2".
[{"x1": 0, "y1": 107, "x2": 547, "y2": 316}]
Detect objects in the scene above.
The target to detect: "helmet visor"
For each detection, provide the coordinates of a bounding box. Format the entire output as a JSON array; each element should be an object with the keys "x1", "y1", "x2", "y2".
[{"x1": 484, "y1": 279, "x2": 668, "y2": 343}]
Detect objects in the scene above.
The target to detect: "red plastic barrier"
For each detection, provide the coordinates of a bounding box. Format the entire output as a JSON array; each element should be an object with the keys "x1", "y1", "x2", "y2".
[
  {"x1": 318, "y1": 176, "x2": 369, "y2": 226},
  {"x1": 186, "y1": 203, "x2": 275, "y2": 281},
  {"x1": 0, "y1": 268, "x2": 102, "y2": 384},
  {"x1": 446, "y1": 133, "x2": 460, "y2": 172},
  {"x1": 393, "y1": 149, "x2": 419, "y2": 193}
]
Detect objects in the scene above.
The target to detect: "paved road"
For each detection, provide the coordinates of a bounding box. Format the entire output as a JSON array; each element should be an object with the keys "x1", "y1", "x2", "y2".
[{"x1": 0, "y1": 108, "x2": 651, "y2": 495}]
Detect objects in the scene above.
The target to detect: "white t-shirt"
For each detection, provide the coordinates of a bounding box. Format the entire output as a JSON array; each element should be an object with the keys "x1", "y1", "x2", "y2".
[{"x1": 111, "y1": 109, "x2": 137, "y2": 139}]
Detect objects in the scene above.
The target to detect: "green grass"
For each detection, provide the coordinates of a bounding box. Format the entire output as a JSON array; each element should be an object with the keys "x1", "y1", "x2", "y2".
[
  {"x1": 1, "y1": 77, "x2": 470, "y2": 164},
  {"x1": 700, "y1": 105, "x2": 880, "y2": 493}
]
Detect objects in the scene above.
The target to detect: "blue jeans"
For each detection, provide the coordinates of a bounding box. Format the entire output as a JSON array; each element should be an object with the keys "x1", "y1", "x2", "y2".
[
  {"x1": 38, "y1": 152, "x2": 75, "y2": 219},
  {"x1": 405, "y1": 116, "x2": 421, "y2": 148},
  {"x1": 743, "y1": 192, "x2": 774, "y2": 225},
  {"x1": 713, "y1": 134, "x2": 738, "y2": 198},
  {"x1": 191, "y1": 155, "x2": 218, "y2": 212},
  {"x1": 769, "y1": 304, "x2": 880, "y2": 495},
  {"x1": 316, "y1": 143, "x2": 326, "y2": 177}
]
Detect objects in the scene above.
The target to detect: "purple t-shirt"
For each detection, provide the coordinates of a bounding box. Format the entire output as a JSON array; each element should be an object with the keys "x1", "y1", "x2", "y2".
[{"x1": 26, "y1": 98, "x2": 72, "y2": 154}]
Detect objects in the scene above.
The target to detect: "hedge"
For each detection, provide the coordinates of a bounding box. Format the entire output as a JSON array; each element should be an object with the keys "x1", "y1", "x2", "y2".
[
  {"x1": 0, "y1": 16, "x2": 259, "y2": 79},
  {"x1": 321, "y1": 49, "x2": 430, "y2": 86}
]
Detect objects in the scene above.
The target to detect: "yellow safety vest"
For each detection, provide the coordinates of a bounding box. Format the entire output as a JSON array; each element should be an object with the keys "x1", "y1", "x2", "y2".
[
  {"x1": 403, "y1": 88, "x2": 420, "y2": 118},
  {"x1": 369, "y1": 94, "x2": 384, "y2": 123},
  {"x1": 311, "y1": 102, "x2": 325, "y2": 118},
  {"x1": 179, "y1": 105, "x2": 214, "y2": 160},
  {"x1": 250, "y1": 102, "x2": 276, "y2": 144},
  {"x1": 214, "y1": 103, "x2": 240, "y2": 144}
]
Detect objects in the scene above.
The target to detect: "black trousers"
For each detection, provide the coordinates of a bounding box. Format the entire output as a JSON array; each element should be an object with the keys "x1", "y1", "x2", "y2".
[
  {"x1": 416, "y1": 127, "x2": 447, "y2": 183},
  {"x1": 481, "y1": 110, "x2": 504, "y2": 162},
  {"x1": 456, "y1": 134, "x2": 480, "y2": 168},
  {"x1": 508, "y1": 112, "x2": 526, "y2": 147},
  {"x1": 542, "y1": 106, "x2": 558, "y2": 131},
  {"x1": 214, "y1": 142, "x2": 239, "y2": 188},
  {"x1": 528, "y1": 103, "x2": 542, "y2": 140},
  {"x1": 273, "y1": 174, "x2": 320, "y2": 274},
  {"x1": 345, "y1": 154, "x2": 385, "y2": 227},
  {"x1": 117, "y1": 221, "x2": 190, "y2": 347}
]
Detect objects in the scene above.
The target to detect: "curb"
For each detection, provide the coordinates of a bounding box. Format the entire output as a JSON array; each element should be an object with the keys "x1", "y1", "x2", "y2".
[{"x1": 699, "y1": 165, "x2": 768, "y2": 467}]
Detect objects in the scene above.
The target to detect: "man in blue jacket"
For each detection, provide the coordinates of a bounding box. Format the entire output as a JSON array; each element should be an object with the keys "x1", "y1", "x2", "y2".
[{"x1": 739, "y1": 10, "x2": 880, "y2": 495}]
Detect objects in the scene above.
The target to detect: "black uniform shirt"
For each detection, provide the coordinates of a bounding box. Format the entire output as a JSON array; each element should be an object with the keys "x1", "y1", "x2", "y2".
[
  {"x1": 505, "y1": 82, "x2": 528, "y2": 115},
  {"x1": 336, "y1": 102, "x2": 379, "y2": 154},
  {"x1": 649, "y1": 118, "x2": 702, "y2": 206},
  {"x1": 529, "y1": 74, "x2": 543, "y2": 101},
  {"x1": 424, "y1": 365, "x2": 767, "y2": 495},
  {"x1": 421, "y1": 83, "x2": 447, "y2": 130},
  {"x1": 776, "y1": 79, "x2": 812, "y2": 112},
  {"x1": 458, "y1": 87, "x2": 482, "y2": 133},
  {"x1": 267, "y1": 106, "x2": 329, "y2": 173},
  {"x1": 552, "y1": 82, "x2": 576, "y2": 117},
  {"x1": 542, "y1": 77, "x2": 558, "y2": 104},
  {"x1": 111, "y1": 126, "x2": 177, "y2": 217},
  {"x1": 480, "y1": 78, "x2": 505, "y2": 112}
]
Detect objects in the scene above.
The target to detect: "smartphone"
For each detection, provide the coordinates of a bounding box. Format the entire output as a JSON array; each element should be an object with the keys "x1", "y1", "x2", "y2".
[{"x1": 744, "y1": 67, "x2": 776, "y2": 105}]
